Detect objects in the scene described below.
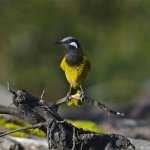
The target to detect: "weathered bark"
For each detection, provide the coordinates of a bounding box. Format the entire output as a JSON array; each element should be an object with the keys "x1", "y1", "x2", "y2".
[{"x1": 0, "y1": 89, "x2": 135, "y2": 150}]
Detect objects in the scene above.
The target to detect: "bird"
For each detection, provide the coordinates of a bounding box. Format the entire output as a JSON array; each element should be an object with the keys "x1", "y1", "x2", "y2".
[{"x1": 54, "y1": 36, "x2": 91, "y2": 107}]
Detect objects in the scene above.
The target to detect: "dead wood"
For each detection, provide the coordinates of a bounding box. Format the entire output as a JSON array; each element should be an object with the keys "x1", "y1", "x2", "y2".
[{"x1": 0, "y1": 88, "x2": 135, "y2": 150}]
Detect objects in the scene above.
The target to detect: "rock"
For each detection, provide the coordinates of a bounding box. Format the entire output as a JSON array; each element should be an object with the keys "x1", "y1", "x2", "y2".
[
  {"x1": 99, "y1": 118, "x2": 150, "y2": 140},
  {"x1": 0, "y1": 136, "x2": 48, "y2": 150},
  {"x1": 0, "y1": 85, "x2": 12, "y2": 105},
  {"x1": 130, "y1": 138, "x2": 150, "y2": 150}
]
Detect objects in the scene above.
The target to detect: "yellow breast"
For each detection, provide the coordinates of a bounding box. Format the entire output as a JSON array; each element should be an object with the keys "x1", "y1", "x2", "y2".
[{"x1": 60, "y1": 54, "x2": 91, "y2": 88}]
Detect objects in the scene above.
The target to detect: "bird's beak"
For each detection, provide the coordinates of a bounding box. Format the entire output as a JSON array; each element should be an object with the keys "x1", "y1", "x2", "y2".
[{"x1": 55, "y1": 40, "x2": 63, "y2": 44}]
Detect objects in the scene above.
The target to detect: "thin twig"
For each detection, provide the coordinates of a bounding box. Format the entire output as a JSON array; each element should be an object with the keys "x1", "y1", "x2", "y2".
[
  {"x1": 69, "y1": 94, "x2": 124, "y2": 116},
  {"x1": 40, "y1": 90, "x2": 45, "y2": 100},
  {"x1": 7, "y1": 81, "x2": 16, "y2": 95},
  {"x1": 80, "y1": 142, "x2": 83, "y2": 150},
  {"x1": 84, "y1": 96, "x2": 124, "y2": 116},
  {"x1": 0, "y1": 122, "x2": 47, "y2": 137},
  {"x1": 54, "y1": 93, "x2": 124, "y2": 117},
  {"x1": 55, "y1": 96, "x2": 68, "y2": 105},
  {"x1": 72, "y1": 127, "x2": 76, "y2": 150},
  {"x1": 49, "y1": 96, "x2": 68, "y2": 112}
]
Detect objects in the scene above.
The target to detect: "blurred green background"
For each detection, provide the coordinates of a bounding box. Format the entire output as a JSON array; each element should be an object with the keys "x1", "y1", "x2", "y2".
[{"x1": 0, "y1": 0, "x2": 150, "y2": 104}]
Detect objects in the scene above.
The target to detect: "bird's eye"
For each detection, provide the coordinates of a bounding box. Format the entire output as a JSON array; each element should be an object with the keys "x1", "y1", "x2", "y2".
[{"x1": 69, "y1": 42, "x2": 78, "y2": 49}]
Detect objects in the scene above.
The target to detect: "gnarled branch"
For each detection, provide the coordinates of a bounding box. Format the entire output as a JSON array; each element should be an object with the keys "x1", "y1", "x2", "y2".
[{"x1": 0, "y1": 88, "x2": 135, "y2": 150}]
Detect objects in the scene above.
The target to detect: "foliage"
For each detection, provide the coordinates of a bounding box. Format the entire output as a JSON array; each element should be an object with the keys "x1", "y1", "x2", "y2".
[
  {"x1": 0, "y1": 116, "x2": 104, "y2": 138},
  {"x1": 67, "y1": 120, "x2": 104, "y2": 133},
  {"x1": 0, "y1": 117, "x2": 46, "y2": 138}
]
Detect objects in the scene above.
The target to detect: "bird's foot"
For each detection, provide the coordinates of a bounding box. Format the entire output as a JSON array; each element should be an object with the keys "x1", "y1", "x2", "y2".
[
  {"x1": 70, "y1": 93, "x2": 80, "y2": 99},
  {"x1": 70, "y1": 93, "x2": 85, "y2": 101}
]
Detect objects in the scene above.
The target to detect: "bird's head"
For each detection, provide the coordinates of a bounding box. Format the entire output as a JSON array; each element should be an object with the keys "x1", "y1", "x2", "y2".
[
  {"x1": 56, "y1": 36, "x2": 82, "y2": 65},
  {"x1": 56, "y1": 36, "x2": 81, "y2": 51}
]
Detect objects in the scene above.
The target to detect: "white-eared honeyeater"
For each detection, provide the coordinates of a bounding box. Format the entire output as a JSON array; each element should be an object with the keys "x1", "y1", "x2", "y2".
[{"x1": 55, "y1": 36, "x2": 91, "y2": 106}]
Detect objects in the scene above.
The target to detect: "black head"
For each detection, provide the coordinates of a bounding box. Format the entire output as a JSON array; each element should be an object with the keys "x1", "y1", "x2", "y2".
[
  {"x1": 56, "y1": 36, "x2": 81, "y2": 50},
  {"x1": 56, "y1": 36, "x2": 82, "y2": 65}
]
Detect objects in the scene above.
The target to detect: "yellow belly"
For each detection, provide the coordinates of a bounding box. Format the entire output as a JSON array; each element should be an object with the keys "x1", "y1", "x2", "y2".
[
  {"x1": 65, "y1": 65, "x2": 87, "y2": 88},
  {"x1": 60, "y1": 55, "x2": 91, "y2": 88}
]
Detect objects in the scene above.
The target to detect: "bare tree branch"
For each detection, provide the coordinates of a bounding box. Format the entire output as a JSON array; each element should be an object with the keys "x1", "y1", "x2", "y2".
[{"x1": 0, "y1": 88, "x2": 135, "y2": 150}]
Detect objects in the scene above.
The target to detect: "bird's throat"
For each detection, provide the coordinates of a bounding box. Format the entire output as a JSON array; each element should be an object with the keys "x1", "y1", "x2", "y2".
[{"x1": 66, "y1": 51, "x2": 82, "y2": 65}]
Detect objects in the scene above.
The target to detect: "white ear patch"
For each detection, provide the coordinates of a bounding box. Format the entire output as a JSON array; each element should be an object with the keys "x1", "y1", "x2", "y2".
[{"x1": 69, "y1": 42, "x2": 78, "y2": 48}]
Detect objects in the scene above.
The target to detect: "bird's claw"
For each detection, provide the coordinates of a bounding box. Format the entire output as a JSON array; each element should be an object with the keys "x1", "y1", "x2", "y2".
[{"x1": 69, "y1": 93, "x2": 85, "y2": 100}]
